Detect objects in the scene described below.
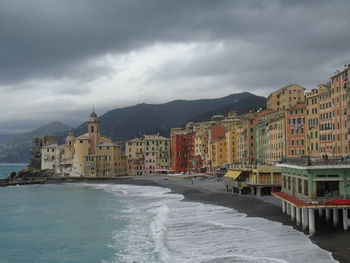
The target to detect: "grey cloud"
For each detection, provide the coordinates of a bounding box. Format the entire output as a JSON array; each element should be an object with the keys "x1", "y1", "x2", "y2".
[
  {"x1": 1, "y1": 0, "x2": 350, "y2": 133},
  {"x1": 1, "y1": 0, "x2": 348, "y2": 85}
]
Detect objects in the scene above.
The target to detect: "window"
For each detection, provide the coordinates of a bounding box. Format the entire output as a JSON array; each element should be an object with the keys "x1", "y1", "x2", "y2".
[
  {"x1": 304, "y1": 180, "x2": 309, "y2": 196},
  {"x1": 298, "y1": 179, "x2": 302, "y2": 194}
]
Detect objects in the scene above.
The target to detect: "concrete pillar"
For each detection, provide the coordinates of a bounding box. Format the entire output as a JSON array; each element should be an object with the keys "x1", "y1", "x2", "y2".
[
  {"x1": 308, "y1": 208, "x2": 316, "y2": 236},
  {"x1": 286, "y1": 203, "x2": 291, "y2": 216},
  {"x1": 282, "y1": 201, "x2": 286, "y2": 214},
  {"x1": 325, "y1": 208, "x2": 331, "y2": 222},
  {"x1": 270, "y1": 172, "x2": 274, "y2": 184},
  {"x1": 291, "y1": 205, "x2": 296, "y2": 222},
  {"x1": 302, "y1": 208, "x2": 309, "y2": 230},
  {"x1": 238, "y1": 188, "x2": 242, "y2": 195},
  {"x1": 333, "y1": 208, "x2": 339, "y2": 227},
  {"x1": 318, "y1": 208, "x2": 324, "y2": 218},
  {"x1": 296, "y1": 207, "x2": 301, "y2": 226},
  {"x1": 256, "y1": 187, "x2": 261, "y2": 197},
  {"x1": 343, "y1": 208, "x2": 348, "y2": 231}
]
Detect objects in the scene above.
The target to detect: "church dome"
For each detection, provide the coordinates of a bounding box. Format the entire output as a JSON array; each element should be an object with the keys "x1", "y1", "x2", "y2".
[{"x1": 65, "y1": 130, "x2": 75, "y2": 145}]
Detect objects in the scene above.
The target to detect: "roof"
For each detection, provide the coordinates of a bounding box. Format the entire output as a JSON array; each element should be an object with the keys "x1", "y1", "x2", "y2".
[
  {"x1": 277, "y1": 163, "x2": 350, "y2": 170},
  {"x1": 127, "y1": 137, "x2": 143, "y2": 143},
  {"x1": 76, "y1": 133, "x2": 91, "y2": 140},
  {"x1": 97, "y1": 142, "x2": 117, "y2": 147},
  {"x1": 143, "y1": 134, "x2": 170, "y2": 140},
  {"x1": 42, "y1": 144, "x2": 58, "y2": 148}
]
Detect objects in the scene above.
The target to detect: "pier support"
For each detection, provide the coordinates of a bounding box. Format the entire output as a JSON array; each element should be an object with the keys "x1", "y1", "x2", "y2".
[
  {"x1": 282, "y1": 201, "x2": 286, "y2": 214},
  {"x1": 325, "y1": 208, "x2": 331, "y2": 222},
  {"x1": 308, "y1": 208, "x2": 316, "y2": 236},
  {"x1": 333, "y1": 208, "x2": 339, "y2": 227},
  {"x1": 318, "y1": 208, "x2": 324, "y2": 218},
  {"x1": 256, "y1": 187, "x2": 261, "y2": 197},
  {"x1": 302, "y1": 208, "x2": 309, "y2": 230},
  {"x1": 343, "y1": 208, "x2": 349, "y2": 231},
  {"x1": 296, "y1": 207, "x2": 301, "y2": 226},
  {"x1": 291, "y1": 205, "x2": 296, "y2": 221},
  {"x1": 286, "y1": 203, "x2": 291, "y2": 216}
]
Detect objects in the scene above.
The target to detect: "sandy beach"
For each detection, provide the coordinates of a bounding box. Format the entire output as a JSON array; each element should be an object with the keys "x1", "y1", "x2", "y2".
[{"x1": 92, "y1": 176, "x2": 350, "y2": 263}]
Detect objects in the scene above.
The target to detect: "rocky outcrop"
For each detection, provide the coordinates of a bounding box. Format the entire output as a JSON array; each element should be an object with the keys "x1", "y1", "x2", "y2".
[{"x1": 7, "y1": 168, "x2": 54, "y2": 183}]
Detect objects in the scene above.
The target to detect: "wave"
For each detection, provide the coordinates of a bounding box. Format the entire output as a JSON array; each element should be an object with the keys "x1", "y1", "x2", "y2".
[
  {"x1": 207, "y1": 220, "x2": 255, "y2": 231},
  {"x1": 86, "y1": 184, "x2": 337, "y2": 263}
]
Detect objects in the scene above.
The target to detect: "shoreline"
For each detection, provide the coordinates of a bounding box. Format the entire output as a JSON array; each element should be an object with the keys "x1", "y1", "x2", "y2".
[{"x1": 86, "y1": 176, "x2": 350, "y2": 263}]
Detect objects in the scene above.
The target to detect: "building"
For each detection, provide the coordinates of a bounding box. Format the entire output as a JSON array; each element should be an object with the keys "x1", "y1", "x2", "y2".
[
  {"x1": 330, "y1": 66, "x2": 350, "y2": 157},
  {"x1": 209, "y1": 137, "x2": 227, "y2": 168},
  {"x1": 319, "y1": 84, "x2": 333, "y2": 156},
  {"x1": 267, "y1": 84, "x2": 305, "y2": 111},
  {"x1": 305, "y1": 86, "x2": 327, "y2": 158},
  {"x1": 194, "y1": 128, "x2": 208, "y2": 168},
  {"x1": 237, "y1": 110, "x2": 274, "y2": 164},
  {"x1": 254, "y1": 115, "x2": 269, "y2": 164},
  {"x1": 46, "y1": 111, "x2": 129, "y2": 177},
  {"x1": 41, "y1": 144, "x2": 58, "y2": 170},
  {"x1": 223, "y1": 164, "x2": 281, "y2": 196},
  {"x1": 267, "y1": 111, "x2": 286, "y2": 164},
  {"x1": 84, "y1": 142, "x2": 127, "y2": 177},
  {"x1": 31, "y1": 135, "x2": 58, "y2": 169},
  {"x1": 225, "y1": 122, "x2": 239, "y2": 164},
  {"x1": 144, "y1": 135, "x2": 171, "y2": 174},
  {"x1": 285, "y1": 103, "x2": 306, "y2": 158},
  {"x1": 171, "y1": 127, "x2": 196, "y2": 173},
  {"x1": 273, "y1": 159, "x2": 350, "y2": 235},
  {"x1": 125, "y1": 138, "x2": 145, "y2": 176}
]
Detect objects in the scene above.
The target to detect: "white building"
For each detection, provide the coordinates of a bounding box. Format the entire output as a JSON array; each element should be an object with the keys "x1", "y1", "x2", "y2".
[{"x1": 41, "y1": 144, "x2": 58, "y2": 170}]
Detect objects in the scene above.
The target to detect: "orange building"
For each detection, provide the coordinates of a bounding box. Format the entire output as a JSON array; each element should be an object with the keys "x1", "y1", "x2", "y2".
[
  {"x1": 285, "y1": 103, "x2": 306, "y2": 158},
  {"x1": 330, "y1": 66, "x2": 350, "y2": 156}
]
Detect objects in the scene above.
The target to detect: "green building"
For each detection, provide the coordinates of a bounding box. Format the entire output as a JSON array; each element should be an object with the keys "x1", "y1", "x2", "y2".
[
  {"x1": 273, "y1": 161, "x2": 350, "y2": 235},
  {"x1": 278, "y1": 163, "x2": 350, "y2": 202}
]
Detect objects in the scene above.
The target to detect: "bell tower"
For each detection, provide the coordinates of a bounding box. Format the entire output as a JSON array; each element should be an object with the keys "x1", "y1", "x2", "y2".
[{"x1": 88, "y1": 109, "x2": 100, "y2": 135}]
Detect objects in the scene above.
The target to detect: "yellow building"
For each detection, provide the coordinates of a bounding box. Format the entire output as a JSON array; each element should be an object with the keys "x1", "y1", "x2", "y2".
[
  {"x1": 267, "y1": 112, "x2": 286, "y2": 164},
  {"x1": 225, "y1": 123, "x2": 239, "y2": 164},
  {"x1": 305, "y1": 86, "x2": 329, "y2": 158},
  {"x1": 84, "y1": 142, "x2": 127, "y2": 177},
  {"x1": 66, "y1": 110, "x2": 128, "y2": 177},
  {"x1": 125, "y1": 138, "x2": 145, "y2": 176},
  {"x1": 209, "y1": 137, "x2": 227, "y2": 168},
  {"x1": 194, "y1": 128, "x2": 208, "y2": 165},
  {"x1": 267, "y1": 84, "x2": 305, "y2": 111}
]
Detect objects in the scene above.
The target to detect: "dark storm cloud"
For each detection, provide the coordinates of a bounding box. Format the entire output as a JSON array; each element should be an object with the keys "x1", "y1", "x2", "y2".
[
  {"x1": 0, "y1": 0, "x2": 347, "y2": 85},
  {"x1": 1, "y1": 0, "x2": 350, "y2": 133}
]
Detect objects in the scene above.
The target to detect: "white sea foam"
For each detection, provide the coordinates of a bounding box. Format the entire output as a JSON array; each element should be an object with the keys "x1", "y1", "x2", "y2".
[{"x1": 88, "y1": 184, "x2": 338, "y2": 263}]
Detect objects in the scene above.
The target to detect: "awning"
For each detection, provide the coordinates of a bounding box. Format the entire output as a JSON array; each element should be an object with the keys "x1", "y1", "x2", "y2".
[{"x1": 224, "y1": 170, "x2": 242, "y2": 180}]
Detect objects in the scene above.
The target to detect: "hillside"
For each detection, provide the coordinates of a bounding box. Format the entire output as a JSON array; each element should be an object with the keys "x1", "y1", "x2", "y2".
[
  {"x1": 0, "y1": 92, "x2": 266, "y2": 162},
  {"x1": 73, "y1": 92, "x2": 266, "y2": 141},
  {"x1": 0, "y1": 122, "x2": 71, "y2": 162}
]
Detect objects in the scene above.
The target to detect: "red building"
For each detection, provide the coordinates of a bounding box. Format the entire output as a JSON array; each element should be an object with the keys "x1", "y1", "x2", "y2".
[
  {"x1": 285, "y1": 103, "x2": 306, "y2": 158},
  {"x1": 171, "y1": 128, "x2": 201, "y2": 173}
]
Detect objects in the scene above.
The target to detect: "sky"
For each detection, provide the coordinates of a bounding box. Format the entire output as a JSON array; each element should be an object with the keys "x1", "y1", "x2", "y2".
[{"x1": 1, "y1": 0, "x2": 350, "y2": 134}]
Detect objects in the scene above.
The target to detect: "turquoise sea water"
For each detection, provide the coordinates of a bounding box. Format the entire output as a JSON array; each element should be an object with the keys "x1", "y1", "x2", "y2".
[
  {"x1": 0, "y1": 182, "x2": 339, "y2": 263},
  {"x1": 0, "y1": 163, "x2": 27, "y2": 179}
]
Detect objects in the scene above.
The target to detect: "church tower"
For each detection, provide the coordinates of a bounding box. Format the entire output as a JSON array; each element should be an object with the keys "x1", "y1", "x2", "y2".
[{"x1": 88, "y1": 109, "x2": 100, "y2": 135}]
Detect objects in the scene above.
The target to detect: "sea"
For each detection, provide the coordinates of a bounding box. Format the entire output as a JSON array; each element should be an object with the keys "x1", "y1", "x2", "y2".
[
  {"x1": 0, "y1": 163, "x2": 27, "y2": 179},
  {"x1": 0, "y1": 165, "x2": 338, "y2": 263}
]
